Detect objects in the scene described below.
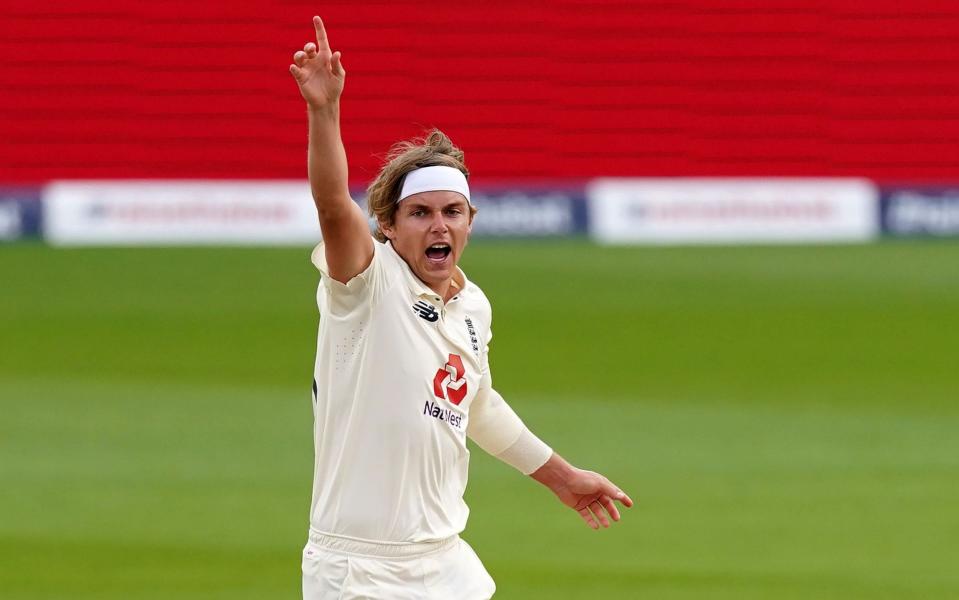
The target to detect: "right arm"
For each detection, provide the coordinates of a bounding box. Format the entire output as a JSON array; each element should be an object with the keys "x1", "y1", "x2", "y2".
[{"x1": 290, "y1": 16, "x2": 373, "y2": 283}]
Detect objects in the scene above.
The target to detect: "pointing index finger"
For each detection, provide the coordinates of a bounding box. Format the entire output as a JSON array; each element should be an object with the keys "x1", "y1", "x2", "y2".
[{"x1": 313, "y1": 16, "x2": 331, "y2": 53}]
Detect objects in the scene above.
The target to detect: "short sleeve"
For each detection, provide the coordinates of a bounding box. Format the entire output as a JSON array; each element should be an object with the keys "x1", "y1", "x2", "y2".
[
  {"x1": 480, "y1": 299, "x2": 494, "y2": 379},
  {"x1": 481, "y1": 327, "x2": 493, "y2": 380},
  {"x1": 311, "y1": 240, "x2": 392, "y2": 316}
]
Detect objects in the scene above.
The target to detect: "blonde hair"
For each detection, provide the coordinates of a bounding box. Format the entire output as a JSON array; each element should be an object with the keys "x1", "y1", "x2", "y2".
[{"x1": 367, "y1": 129, "x2": 476, "y2": 243}]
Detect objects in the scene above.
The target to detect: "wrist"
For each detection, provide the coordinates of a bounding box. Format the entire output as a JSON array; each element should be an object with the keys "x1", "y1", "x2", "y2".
[
  {"x1": 530, "y1": 453, "x2": 576, "y2": 493},
  {"x1": 307, "y1": 103, "x2": 340, "y2": 119}
]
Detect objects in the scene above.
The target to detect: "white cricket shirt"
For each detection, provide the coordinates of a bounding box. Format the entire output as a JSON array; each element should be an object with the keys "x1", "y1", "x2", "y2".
[{"x1": 308, "y1": 240, "x2": 493, "y2": 544}]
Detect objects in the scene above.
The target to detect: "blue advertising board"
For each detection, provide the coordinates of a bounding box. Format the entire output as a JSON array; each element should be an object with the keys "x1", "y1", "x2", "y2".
[
  {"x1": 350, "y1": 183, "x2": 589, "y2": 238},
  {"x1": 0, "y1": 186, "x2": 43, "y2": 241},
  {"x1": 470, "y1": 185, "x2": 588, "y2": 238},
  {"x1": 881, "y1": 186, "x2": 959, "y2": 238}
]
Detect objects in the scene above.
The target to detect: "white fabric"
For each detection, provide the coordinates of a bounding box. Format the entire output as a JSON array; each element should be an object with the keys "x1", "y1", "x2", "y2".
[
  {"x1": 494, "y1": 428, "x2": 553, "y2": 475},
  {"x1": 398, "y1": 166, "x2": 471, "y2": 203},
  {"x1": 466, "y1": 363, "x2": 552, "y2": 475},
  {"x1": 466, "y1": 384, "x2": 524, "y2": 456},
  {"x1": 302, "y1": 534, "x2": 495, "y2": 599},
  {"x1": 309, "y1": 240, "x2": 494, "y2": 544}
]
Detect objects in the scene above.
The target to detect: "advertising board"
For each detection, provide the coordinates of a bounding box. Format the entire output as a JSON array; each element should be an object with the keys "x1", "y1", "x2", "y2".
[
  {"x1": 43, "y1": 181, "x2": 588, "y2": 246},
  {"x1": 588, "y1": 178, "x2": 879, "y2": 245},
  {"x1": 881, "y1": 187, "x2": 959, "y2": 237},
  {"x1": 469, "y1": 187, "x2": 587, "y2": 237},
  {"x1": 0, "y1": 187, "x2": 42, "y2": 242},
  {"x1": 44, "y1": 181, "x2": 321, "y2": 246}
]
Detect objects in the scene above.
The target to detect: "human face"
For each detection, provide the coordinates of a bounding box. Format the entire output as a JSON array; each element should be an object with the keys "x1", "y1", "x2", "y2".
[{"x1": 380, "y1": 191, "x2": 472, "y2": 298}]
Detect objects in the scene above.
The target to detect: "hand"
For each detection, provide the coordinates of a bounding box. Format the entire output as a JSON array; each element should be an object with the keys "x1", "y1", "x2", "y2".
[
  {"x1": 289, "y1": 16, "x2": 346, "y2": 110},
  {"x1": 550, "y1": 467, "x2": 635, "y2": 530}
]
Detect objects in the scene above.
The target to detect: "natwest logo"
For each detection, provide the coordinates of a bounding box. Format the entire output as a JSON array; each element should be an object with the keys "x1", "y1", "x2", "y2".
[{"x1": 433, "y1": 354, "x2": 467, "y2": 405}]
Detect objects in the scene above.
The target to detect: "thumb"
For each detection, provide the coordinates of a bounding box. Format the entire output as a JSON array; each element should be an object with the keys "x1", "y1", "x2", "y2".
[
  {"x1": 331, "y1": 51, "x2": 346, "y2": 76},
  {"x1": 610, "y1": 485, "x2": 634, "y2": 507}
]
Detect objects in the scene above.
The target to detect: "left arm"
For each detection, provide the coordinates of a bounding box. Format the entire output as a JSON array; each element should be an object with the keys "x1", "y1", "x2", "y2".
[
  {"x1": 467, "y1": 319, "x2": 634, "y2": 529},
  {"x1": 467, "y1": 380, "x2": 553, "y2": 475},
  {"x1": 467, "y1": 381, "x2": 634, "y2": 529}
]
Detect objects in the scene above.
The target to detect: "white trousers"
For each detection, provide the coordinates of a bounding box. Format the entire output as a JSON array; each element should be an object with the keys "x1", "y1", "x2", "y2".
[{"x1": 302, "y1": 530, "x2": 496, "y2": 600}]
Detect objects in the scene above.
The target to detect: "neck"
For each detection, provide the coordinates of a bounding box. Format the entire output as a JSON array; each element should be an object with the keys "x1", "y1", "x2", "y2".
[
  {"x1": 427, "y1": 271, "x2": 463, "y2": 303},
  {"x1": 429, "y1": 278, "x2": 456, "y2": 303}
]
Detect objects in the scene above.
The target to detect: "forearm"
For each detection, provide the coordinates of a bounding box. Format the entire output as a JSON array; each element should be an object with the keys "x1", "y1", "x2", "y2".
[
  {"x1": 529, "y1": 452, "x2": 574, "y2": 494},
  {"x1": 291, "y1": 18, "x2": 372, "y2": 282},
  {"x1": 495, "y1": 428, "x2": 553, "y2": 475},
  {"x1": 467, "y1": 385, "x2": 552, "y2": 474},
  {"x1": 307, "y1": 104, "x2": 352, "y2": 217}
]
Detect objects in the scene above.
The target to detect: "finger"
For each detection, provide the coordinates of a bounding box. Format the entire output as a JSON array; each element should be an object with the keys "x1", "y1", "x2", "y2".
[
  {"x1": 601, "y1": 495, "x2": 621, "y2": 522},
  {"x1": 590, "y1": 501, "x2": 610, "y2": 528},
  {"x1": 603, "y1": 480, "x2": 635, "y2": 508},
  {"x1": 293, "y1": 50, "x2": 308, "y2": 68},
  {"x1": 289, "y1": 64, "x2": 303, "y2": 80},
  {"x1": 331, "y1": 51, "x2": 345, "y2": 76},
  {"x1": 304, "y1": 42, "x2": 317, "y2": 57},
  {"x1": 313, "y1": 16, "x2": 331, "y2": 53},
  {"x1": 578, "y1": 508, "x2": 599, "y2": 530}
]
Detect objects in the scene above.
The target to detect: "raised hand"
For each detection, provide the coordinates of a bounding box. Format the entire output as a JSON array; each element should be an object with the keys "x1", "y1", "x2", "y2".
[{"x1": 290, "y1": 16, "x2": 345, "y2": 110}]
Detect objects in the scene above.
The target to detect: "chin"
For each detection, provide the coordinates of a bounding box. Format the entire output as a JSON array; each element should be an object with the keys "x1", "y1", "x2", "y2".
[{"x1": 421, "y1": 266, "x2": 451, "y2": 282}]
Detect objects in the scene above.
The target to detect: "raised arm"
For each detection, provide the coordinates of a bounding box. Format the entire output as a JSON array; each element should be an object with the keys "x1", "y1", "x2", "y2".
[{"x1": 290, "y1": 16, "x2": 373, "y2": 282}]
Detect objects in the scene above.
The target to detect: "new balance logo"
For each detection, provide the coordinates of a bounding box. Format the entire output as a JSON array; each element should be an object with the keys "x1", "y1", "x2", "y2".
[{"x1": 413, "y1": 300, "x2": 439, "y2": 322}]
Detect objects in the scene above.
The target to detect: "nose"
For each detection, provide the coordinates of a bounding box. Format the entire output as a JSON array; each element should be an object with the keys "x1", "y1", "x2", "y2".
[{"x1": 429, "y1": 211, "x2": 448, "y2": 232}]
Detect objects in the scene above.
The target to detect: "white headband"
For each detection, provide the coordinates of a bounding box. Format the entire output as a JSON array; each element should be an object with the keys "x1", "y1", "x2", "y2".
[{"x1": 398, "y1": 166, "x2": 470, "y2": 204}]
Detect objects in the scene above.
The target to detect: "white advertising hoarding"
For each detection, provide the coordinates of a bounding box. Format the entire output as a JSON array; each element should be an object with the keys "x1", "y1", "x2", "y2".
[
  {"x1": 44, "y1": 181, "x2": 322, "y2": 246},
  {"x1": 588, "y1": 178, "x2": 879, "y2": 245}
]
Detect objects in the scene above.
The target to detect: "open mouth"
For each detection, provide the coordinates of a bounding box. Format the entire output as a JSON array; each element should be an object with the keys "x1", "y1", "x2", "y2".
[{"x1": 425, "y1": 243, "x2": 452, "y2": 262}]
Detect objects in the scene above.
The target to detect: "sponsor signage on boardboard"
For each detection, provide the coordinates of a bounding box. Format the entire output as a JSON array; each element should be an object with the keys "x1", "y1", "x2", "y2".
[
  {"x1": 881, "y1": 187, "x2": 959, "y2": 237},
  {"x1": 469, "y1": 188, "x2": 586, "y2": 237},
  {"x1": 587, "y1": 178, "x2": 879, "y2": 245},
  {"x1": 350, "y1": 186, "x2": 587, "y2": 238},
  {"x1": 44, "y1": 181, "x2": 321, "y2": 246},
  {"x1": 350, "y1": 184, "x2": 587, "y2": 238},
  {"x1": 0, "y1": 187, "x2": 43, "y2": 241},
  {"x1": 44, "y1": 181, "x2": 587, "y2": 246}
]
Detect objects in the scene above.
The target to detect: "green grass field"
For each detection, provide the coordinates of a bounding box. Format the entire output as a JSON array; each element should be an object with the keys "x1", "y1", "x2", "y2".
[{"x1": 2, "y1": 240, "x2": 958, "y2": 599}]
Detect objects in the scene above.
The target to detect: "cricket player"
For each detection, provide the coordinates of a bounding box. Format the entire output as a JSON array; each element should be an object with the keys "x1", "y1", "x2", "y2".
[{"x1": 289, "y1": 16, "x2": 634, "y2": 599}]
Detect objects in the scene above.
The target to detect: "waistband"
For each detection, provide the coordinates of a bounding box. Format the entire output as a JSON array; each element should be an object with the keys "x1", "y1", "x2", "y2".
[{"x1": 307, "y1": 528, "x2": 459, "y2": 559}]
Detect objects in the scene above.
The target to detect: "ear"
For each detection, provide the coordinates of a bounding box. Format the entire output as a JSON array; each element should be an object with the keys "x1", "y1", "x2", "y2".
[{"x1": 379, "y1": 220, "x2": 396, "y2": 241}]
